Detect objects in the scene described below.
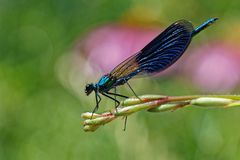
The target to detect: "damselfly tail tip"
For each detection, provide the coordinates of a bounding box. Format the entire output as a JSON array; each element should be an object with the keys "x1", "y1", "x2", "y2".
[
  {"x1": 192, "y1": 17, "x2": 219, "y2": 37},
  {"x1": 205, "y1": 17, "x2": 219, "y2": 27},
  {"x1": 209, "y1": 17, "x2": 219, "y2": 23}
]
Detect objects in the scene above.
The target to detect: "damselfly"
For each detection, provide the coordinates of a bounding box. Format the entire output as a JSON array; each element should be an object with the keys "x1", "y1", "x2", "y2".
[{"x1": 85, "y1": 18, "x2": 218, "y2": 114}]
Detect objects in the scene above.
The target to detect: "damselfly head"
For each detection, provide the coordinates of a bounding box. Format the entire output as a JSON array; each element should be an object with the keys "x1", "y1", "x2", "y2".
[{"x1": 85, "y1": 83, "x2": 95, "y2": 96}]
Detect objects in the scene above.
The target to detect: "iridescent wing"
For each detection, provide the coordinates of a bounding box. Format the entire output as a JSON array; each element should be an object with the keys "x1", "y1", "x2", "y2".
[{"x1": 110, "y1": 20, "x2": 194, "y2": 80}]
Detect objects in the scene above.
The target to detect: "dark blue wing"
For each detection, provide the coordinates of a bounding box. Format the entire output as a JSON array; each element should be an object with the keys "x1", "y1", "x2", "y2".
[
  {"x1": 110, "y1": 20, "x2": 194, "y2": 80},
  {"x1": 135, "y1": 20, "x2": 194, "y2": 75}
]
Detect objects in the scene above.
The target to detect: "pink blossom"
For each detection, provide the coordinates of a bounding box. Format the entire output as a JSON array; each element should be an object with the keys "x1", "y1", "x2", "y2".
[
  {"x1": 183, "y1": 42, "x2": 240, "y2": 92},
  {"x1": 80, "y1": 24, "x2": 162, "y2": 74}
]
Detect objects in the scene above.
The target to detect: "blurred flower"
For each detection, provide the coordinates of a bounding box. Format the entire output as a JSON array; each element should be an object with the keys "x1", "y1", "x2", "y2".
[
  {"x1": 78, "y1": 24, "x2": 162, "y2": 74},
  {"x1": 57, "y1": 24, "x2": 163, "y2": 97},
  {"x1": 183, "y1": 42, "x2": 240, "y2": 92}
]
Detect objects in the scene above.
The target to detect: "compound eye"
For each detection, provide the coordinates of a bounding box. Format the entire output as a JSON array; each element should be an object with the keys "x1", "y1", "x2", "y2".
[{"x1": 85, "y1": 84, "x2": 95, "y2": 95}]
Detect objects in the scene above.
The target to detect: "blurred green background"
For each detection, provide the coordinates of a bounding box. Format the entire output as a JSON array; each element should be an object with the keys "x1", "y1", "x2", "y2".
[{"x1": 1, "y1": 0, "x2": 240, "y2": 160}]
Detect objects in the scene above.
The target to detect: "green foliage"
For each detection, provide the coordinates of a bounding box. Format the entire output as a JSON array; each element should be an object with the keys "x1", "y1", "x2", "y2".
[{"x1": 0, "y1": 0, "x2": 240, "y2": 160}]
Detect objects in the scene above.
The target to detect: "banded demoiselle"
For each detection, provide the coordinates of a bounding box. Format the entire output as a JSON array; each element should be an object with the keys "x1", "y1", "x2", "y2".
[{"x1": 85, "y1": 18, "x2": 218, "y2": 114}]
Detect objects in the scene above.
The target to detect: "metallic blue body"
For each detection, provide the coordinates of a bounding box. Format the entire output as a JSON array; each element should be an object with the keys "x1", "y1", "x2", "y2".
[
  {"x1": 98, "y1": 75, "x2": 110, "y2": 86},
  {"x1": 192, "y1": 18, "x2": 218, "y2": 36}
]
